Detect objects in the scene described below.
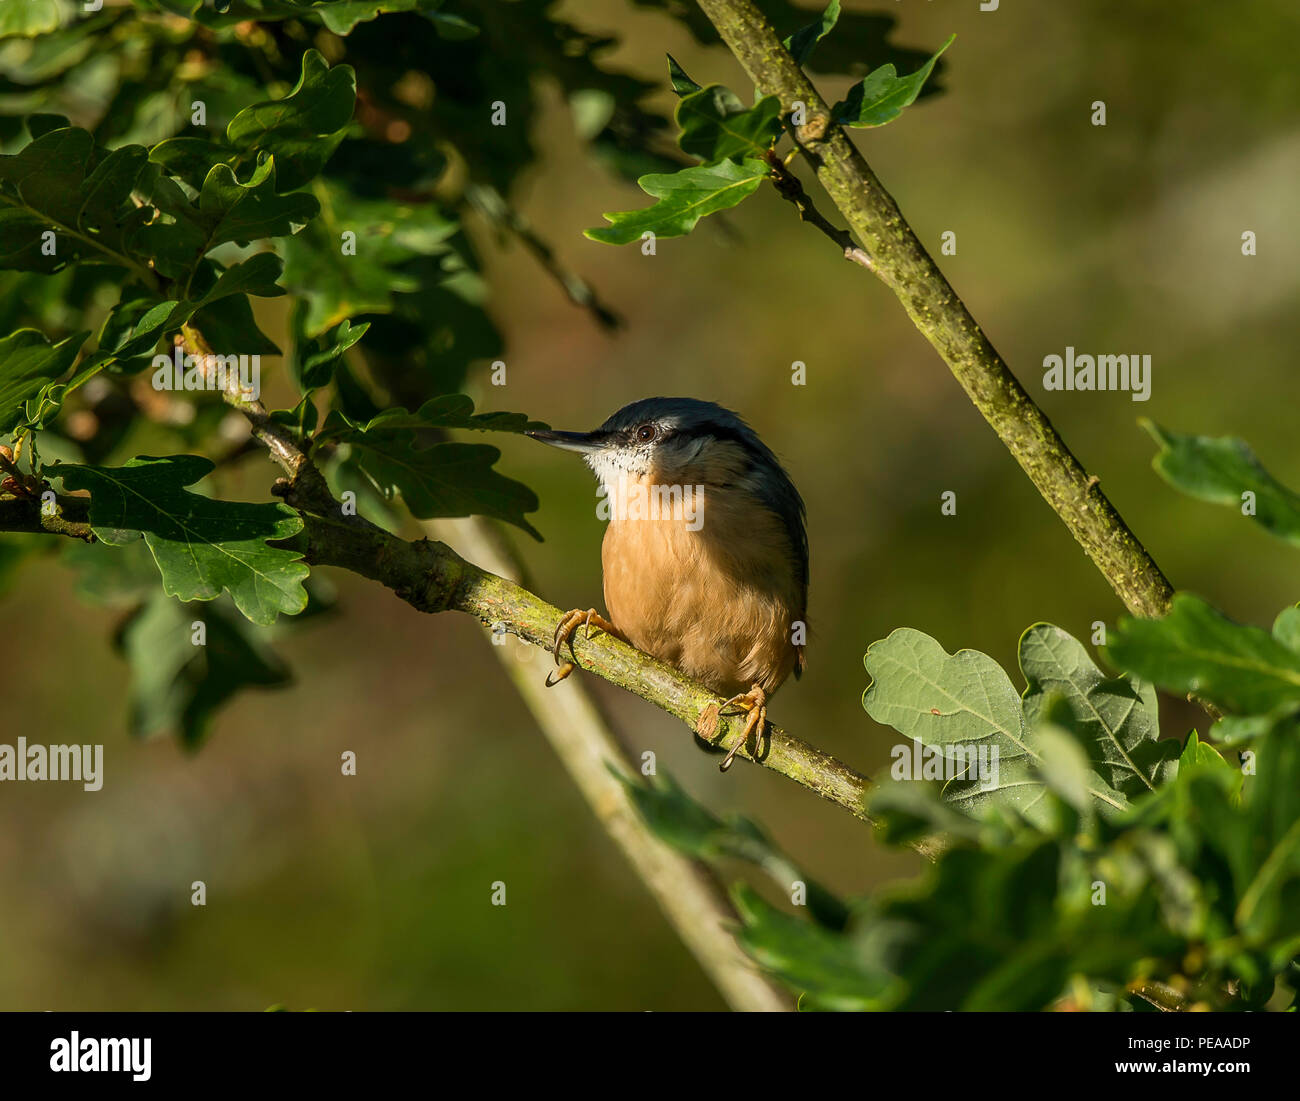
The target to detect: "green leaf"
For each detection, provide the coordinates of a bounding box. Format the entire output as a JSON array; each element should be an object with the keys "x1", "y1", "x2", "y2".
[
  {"x1": 1106, "y1": 594, "x2": 1300, "y2": 715},
  {"x1": 867, "y1": 777, "x2": 985, "y2": 847},
  {"x1": 784, "y1": 0, "x2": 841, "y2": 67},
  {"x1": 27, "y1": 114, "x2": 72, "y2": 140},
  {"x1": 666, "y1": 54, "x2": 701, "y2": 97},
  {"x1": 225, "y1": 49, "x2": 356, "y2": 193},
  {"x1": 148, "y1": 137, "x2": 226, "y2": 192},
  {"x1": 1143, "y1": 420, "x2": 1300, "y2": 547},
  {"x1": 278, "y1": 190, "x2": 460, "y2": 336},
  {"x1": 53, "y1": 456, "x2": 309, "y2": 625},
  {"x1": 343, "y1": 434, "x2": 541, "y2": 539},
  {"x1": 1020, "y1": 623, "x2": 1177, "y2": 798},
  {"x1": 585, "y1": 159, "x2": 768, "y2": 245},
  {"x1": 423, "y1": 9, "x2": 478, "y2": 39},
  {"x1": 677, "y1": 86, "x2": 782, "y2": 163},
  {"x1": 187, "y1": 289, "x2": 282, "y2": 357},
  {"x1": 99, "y1": 298, "x2": 179, "y2": 360},
  {"x1": 194, "y1": 251, "x2": 287, "y2": 305},
  {"x1": 1229, "y1": 726, "x2": 1300, "y2": 953},
  {"x1": 863, "y1": 626, "x2": 1130, "y2": 821},
  {"x1": 197, "y1": 157, "x2": 320, "y2": 251},
  {"x1": 291, "y1": 314, "x2": 370, "y2": 393},
  {"x1": 118, "y1": 591, "x2": 291, "y2": 748},
  {"x1": 1212, "y1": 703, "x2": 1300, "y2": 746},
  {"x1": 0, "y1": 329, "x2": 87, "y2": 429},
  {"x1": 100, "y1": 252, "x2": 289, "y2": 363},
  {"x1": 833, "y1": 33, "x2": 953, "y2": 128},
  {"x1": 0, "y1": 128, "x2": 151, "y2": 274}
]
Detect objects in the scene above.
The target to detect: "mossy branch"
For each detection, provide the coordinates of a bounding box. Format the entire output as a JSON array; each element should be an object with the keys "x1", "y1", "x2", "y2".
[
  {"x1": 0, "y1": 487, "x2": 876, "y2": 823},
  {"x1": 698, "y1": 0, "x2": 1176, "y2": 620}
]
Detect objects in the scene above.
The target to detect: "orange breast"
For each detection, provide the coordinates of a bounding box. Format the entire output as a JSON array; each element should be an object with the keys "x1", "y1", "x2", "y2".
[{"x1": 600, "y1": 475, "x2": 804, "y2": 699}]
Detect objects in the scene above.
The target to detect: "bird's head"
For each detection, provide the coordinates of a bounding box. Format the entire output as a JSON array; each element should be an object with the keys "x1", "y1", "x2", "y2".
[
  {"x1": 526, "y1": 397, "x2": 764, "y2": 484},
  {"x1": 526, "y1": 397, "x2": 808, "y2": 584}
]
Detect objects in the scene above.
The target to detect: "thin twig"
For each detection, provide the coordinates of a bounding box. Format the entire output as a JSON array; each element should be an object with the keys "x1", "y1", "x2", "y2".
[
  {"x1": 764, "y1": 151, "x2": 872, "y2": 270},
  {"x1": 465, "y1": 184, "x2": 623, "y2": 330}
]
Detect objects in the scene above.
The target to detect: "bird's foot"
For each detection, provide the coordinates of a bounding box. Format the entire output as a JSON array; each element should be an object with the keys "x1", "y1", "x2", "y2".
[
  {"x1": 716, "y1": 684, "x2": 768, "y2": 772},
  {"x1": 544, "y1": 607, "x2": 621, "y2": 687}
]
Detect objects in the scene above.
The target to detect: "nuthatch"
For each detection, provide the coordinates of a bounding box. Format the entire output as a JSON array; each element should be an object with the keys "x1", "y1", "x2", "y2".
[{"x1": 526, "y1": 397, "x2": 808, "y2": 770}]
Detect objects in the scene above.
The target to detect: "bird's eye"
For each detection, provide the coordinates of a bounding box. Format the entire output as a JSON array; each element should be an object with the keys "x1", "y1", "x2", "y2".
[{"x1": 635, "y1": 424, "x2": 657, "y2": 443}]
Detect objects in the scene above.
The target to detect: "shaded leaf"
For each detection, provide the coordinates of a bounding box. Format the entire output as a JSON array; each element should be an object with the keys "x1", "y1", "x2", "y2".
[
  {"x1": 322, "y1": 393, "x2": 547, "y2": 437},
  {"x1": 0, "y1": 328, "x2": 87, "y2": 429},
  {"x1": 343, "y1": 434, "x2": 540, "y2": 539},
  {"x1": 833, "y1": 33, "x2": 953, "y2": 128},
  {"x1": 278, "y1": 190, "x2": 460, "y2": 336},
  {"x1": 0, "y1": 128, "x2": 151, "y2": 274},
  {"x1": 291, "y1": 313, "x2": 370, "y2": 393},
  {"x1": 784, "y1": 0, "x2": 841, "y2": 67},
  {"x1": 54, "y1": 455, "x2": 309, "y2": 625},
  {"x1": 118, "y1": 592, "x2": 291, "y2": 748},
  {"x1": 197, "y1": 157, "x2": 320, "y2": 251},
  {"x1": 225, "y1": 49, "x2": 356, "y2": 192},
  {"x1": 676, "y1": 86, "x2": 782, "y2": 163}
]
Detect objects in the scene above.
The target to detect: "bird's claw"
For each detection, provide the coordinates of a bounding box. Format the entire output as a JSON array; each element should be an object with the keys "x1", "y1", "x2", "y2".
[
  {"x1": 716, "y1": 685, "x2": 768, "y2": 772},
  {"x1": 545, "y1": 662, "x2": 577, "y2": 688},
  {"x1": 545, "y1": 608, "x2": 620, "y2": 687}
]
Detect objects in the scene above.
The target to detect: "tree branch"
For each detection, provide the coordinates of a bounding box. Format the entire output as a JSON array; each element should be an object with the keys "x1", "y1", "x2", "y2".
[
  {"x1": 0, "y1": 490, "x2": 878, "y2": 824},
  {"x1": 699, "y1": 0, "x2": 1176, "y2": 620}
]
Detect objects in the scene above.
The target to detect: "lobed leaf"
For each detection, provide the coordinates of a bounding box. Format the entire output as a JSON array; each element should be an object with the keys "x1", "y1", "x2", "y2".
[
  {"x1": 1020, "y1": 623, "x2": 1178, "y2": 798},
  {"x1": 862, "y1": 624, "x2": 1172, "y2": 822},
  {"x1": 54, "y1": 455, "x2": 309, "y2": 625},
  {"x1": 585, "y1": 159, "x2": 768, "y2": 245}
]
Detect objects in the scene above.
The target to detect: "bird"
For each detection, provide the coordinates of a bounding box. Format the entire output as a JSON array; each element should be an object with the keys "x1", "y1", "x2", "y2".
[{"x1": 525, "y1": 397, "x2": 808, "y2": 771}]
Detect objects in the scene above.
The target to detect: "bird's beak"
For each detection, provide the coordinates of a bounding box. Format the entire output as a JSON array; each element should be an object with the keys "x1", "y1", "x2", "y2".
[{"x1": 525, "y1": 429, "x2": 606, "y2": 454}]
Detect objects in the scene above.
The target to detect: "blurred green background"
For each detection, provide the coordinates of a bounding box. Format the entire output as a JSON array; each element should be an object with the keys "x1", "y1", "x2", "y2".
[{"x1": 2, "y1": 0, "x2": 1299, "y2": 1009}]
